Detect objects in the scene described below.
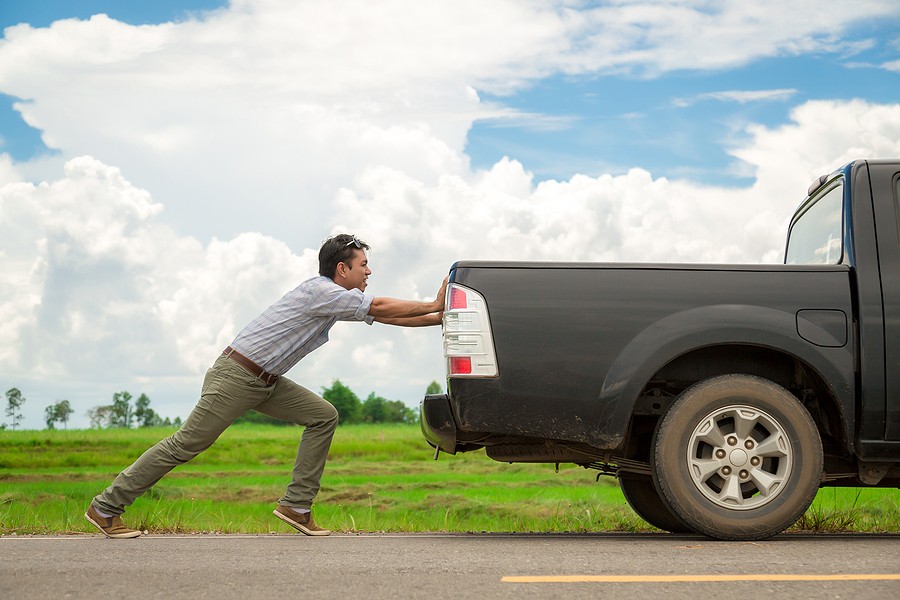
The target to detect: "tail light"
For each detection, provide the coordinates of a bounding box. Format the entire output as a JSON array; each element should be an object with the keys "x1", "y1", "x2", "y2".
[{"x1": 443, "y1": 283, "x2": 498, "y2": 377}]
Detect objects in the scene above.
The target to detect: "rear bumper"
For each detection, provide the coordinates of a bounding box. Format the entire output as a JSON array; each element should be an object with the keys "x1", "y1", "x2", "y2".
[{"x1": 419, "y1": 394, "x2": 458, "y2": 454}]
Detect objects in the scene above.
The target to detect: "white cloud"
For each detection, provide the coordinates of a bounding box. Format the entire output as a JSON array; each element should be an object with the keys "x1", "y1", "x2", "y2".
[
  {"x1": 673, "y1": 89, "x2": 798, "y2": 108},
  {"x1": 0, "y1": 153, "x2": 22, "y2": 184},
  {"x1": 732, "y1": 99, "x2": 900, "y2": 205},
  {"x1": 558, "y1": 0, "x2": 899, "y2": 76}
]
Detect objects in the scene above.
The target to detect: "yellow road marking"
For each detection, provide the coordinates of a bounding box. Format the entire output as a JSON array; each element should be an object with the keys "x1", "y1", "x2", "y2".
[{"x1": 502, "y1": 574, "x2": 900, "y2": 583}]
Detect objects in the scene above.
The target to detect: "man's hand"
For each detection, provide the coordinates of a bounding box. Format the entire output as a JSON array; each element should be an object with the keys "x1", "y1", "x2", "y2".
[{"x1": 434, "y1": 276, "x2": 448, "y2": 312}]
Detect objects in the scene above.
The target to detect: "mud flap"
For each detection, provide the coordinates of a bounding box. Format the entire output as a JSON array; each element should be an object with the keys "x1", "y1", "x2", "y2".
[{"x1": 420, "y1": 394, "x2": 458, "y2": 454}]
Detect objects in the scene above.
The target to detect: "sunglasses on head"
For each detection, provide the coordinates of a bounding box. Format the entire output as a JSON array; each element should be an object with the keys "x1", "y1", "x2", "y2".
[{"x1": 344, "y1": 236, "x2": 363, "y2": 248}]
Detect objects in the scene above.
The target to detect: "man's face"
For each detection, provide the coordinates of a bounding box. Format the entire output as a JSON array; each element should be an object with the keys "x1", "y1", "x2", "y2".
[{"x1": 336, "y1": 248, "x2": 371, "y2": 291}]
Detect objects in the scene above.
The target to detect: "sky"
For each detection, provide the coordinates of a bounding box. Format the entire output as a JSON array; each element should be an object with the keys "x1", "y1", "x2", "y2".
[{"x1": 1, "y1": 0, "x2": 899, "y2": 430}]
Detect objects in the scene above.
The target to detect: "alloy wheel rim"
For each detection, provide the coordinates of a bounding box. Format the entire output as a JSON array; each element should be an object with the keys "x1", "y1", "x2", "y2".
[{"x1": 685, "y1": 404, "x2": 793, "y2": 511}]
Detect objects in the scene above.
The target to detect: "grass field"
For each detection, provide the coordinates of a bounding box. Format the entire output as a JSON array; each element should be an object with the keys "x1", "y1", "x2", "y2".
[{"x1": 1, "y1": 424, "x2": 897, "y2": 535}]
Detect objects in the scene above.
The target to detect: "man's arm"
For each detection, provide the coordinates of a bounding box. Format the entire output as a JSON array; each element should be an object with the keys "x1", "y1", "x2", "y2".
[
  {"x1": 373, "y1": 312, "x2": 443, "y2": 327},
  {"x1": 367, "y1": 277, "x2": 447, "y2": 325}
]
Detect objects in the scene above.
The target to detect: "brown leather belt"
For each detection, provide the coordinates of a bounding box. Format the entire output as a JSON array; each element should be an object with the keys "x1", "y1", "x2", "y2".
[{"x1": 222, "y1": 346, "x2": 279, "y2": 386}]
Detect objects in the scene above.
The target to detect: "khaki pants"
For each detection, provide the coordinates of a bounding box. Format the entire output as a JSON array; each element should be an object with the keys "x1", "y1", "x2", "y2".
[{"x1": 93, "y1": 355, "x2": 338, "y2": 516}]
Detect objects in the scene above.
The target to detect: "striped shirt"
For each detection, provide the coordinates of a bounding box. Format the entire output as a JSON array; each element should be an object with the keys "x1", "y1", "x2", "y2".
[{"x1": 229, "y1": 276, "x2": 374, "y2": 375}]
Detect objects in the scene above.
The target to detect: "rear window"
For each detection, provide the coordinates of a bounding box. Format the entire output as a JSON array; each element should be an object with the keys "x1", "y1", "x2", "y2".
[{"x1": 785, "y1": 181, "x2": 844, "y2": 265}]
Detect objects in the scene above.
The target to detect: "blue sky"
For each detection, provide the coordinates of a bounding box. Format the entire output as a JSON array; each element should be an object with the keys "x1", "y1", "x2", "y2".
[
  {"x1": 1, "y1": 1, "x2": 899, "y2": 429},
  {"x1": 469, "y1": 34, "x2": 900, "y2": 185},
  {"x1": 0, "y1": 0, "x2": 224, "y2": 27}
]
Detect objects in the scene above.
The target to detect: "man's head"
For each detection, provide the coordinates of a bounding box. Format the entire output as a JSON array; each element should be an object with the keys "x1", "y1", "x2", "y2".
[{"x1": 319, "y1": 234, "x2": 371, "y2": 291}]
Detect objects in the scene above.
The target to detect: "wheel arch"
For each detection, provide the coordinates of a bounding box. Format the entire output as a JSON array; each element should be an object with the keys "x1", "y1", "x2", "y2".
[{"x1": 598, "y1": 305, "x2": 854, "y2": 456}]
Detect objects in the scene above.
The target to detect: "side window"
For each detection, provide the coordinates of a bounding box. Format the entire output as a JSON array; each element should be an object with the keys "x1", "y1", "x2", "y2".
[{"x1": 785, "y1": 182, "x2": 844, "y2": 265}]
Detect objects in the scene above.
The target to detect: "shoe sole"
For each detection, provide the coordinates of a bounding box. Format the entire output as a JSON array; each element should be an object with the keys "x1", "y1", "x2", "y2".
[
  {"x1": 272, "y1": 509, "x2": 331, "y2": 536},
  {"x1": 84, "y1": 511, "x2": 142, "y2": 539}
]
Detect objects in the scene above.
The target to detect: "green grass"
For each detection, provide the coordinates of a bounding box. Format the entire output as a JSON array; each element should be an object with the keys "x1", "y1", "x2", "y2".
[{"x1": 1, "y1": 424, "x2": 897, "y2": 535}]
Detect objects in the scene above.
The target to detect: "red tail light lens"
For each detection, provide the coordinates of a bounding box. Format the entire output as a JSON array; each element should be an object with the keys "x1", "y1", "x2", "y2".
[
  {"x1": 449, "y1": 356, "x2": 472, "y2": 375},
  {"x1": 449, "y1": 287, "x2": 468, "y2": 309}
]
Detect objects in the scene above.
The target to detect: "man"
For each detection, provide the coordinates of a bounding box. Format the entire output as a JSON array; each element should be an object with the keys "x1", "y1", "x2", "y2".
[{"x1": 85, "y1": 234, "x2": 446, "y2": 538}]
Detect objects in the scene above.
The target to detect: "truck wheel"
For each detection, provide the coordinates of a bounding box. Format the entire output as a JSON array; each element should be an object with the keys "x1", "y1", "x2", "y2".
[
  {"x1": 619, "y1": 474, "x2": 694, "y2": 533},
  {"x1": 652, "y1": 374, "x2": 822, "y2": 541}
]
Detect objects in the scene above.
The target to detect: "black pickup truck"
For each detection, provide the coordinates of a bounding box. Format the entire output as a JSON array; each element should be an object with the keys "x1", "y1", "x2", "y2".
[{"x1": 421, "y1": 158, "x2": 899, "y2": 540}]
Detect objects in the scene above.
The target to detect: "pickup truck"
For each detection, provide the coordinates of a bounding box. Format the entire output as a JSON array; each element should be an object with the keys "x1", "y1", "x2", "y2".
[{"x1": 421, "y1": 158, "x2": 899, "y2": 540}]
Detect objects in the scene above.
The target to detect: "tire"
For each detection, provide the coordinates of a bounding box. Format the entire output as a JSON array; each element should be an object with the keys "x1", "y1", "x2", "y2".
[
  {"x1": 619, "y1": 474, "x2": 694, "y2": 533},
  {"x1": 652, "y1": 374, "x2": 823, "y2": 541}
]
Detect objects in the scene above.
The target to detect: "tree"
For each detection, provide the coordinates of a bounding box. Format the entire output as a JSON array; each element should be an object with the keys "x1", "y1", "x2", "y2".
[
  {"x1": 109, "y1": 391, "x2": 134, "y2": 428},
  {"x1": 55, "y1": 400, "x2": 73, "y2": 429},
  {"x1": 384, "y1": 400, "x2": 416, "y2": 424},
  {"x1": 322, "y1": 379, "x2": 361, "y2": 424},
  {"x1": 426, "y1": 380, "x2": 443, "y2": 395},
  {"x1": 4, "y1": 388, "x2": 26, "y2": 430},
  {"x1": 361, "y1": 393, "x2": 416, "y2": 424},
  {"x1": 361, "y1": 393, "x2": 387, "y2": 423},
  {"x1": 87, "y1": 405, "x2": 114, "y2": 429},
  {"x1": 44, "y1": 404, "x2": 58, "y2": 430},
  {"x1": 44, "y1": 400, "x2": 75, "y2": 430},
  {"x1": 134, "y1": 393, "x2": 150, "y2": 425},
  {"x1": 133, "y1": 393, "x2": 163, "y2": 427},
  {"x1": 88, "y1": 392, "x2": 178, "y2": 429}
]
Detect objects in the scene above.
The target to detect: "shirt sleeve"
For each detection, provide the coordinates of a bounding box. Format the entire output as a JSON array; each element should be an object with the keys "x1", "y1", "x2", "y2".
[
  {"x1": 307, "y1": 281, "x2": 375, "y2": 324},
  {"x1": 356, "y1": 293, "x2": 375, "y2": 325}
]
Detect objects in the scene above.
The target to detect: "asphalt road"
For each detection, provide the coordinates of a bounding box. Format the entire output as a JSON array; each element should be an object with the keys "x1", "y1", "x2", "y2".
[{"x1": 2, "y1": 532, "x2": 899, "y2": 599}]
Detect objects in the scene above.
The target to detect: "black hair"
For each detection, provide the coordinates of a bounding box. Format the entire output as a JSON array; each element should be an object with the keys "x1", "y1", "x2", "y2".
[{"x1": 318, "y1": 234, "x2": 370, "y2": 278}]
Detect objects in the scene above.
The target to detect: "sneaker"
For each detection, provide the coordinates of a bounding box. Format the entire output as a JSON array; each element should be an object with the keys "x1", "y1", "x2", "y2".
[
  {"x1": 273, "y1": 505, "x2": 331, "y2": 536},
  {"x1": 84, "y1": 505, "x2": 142, "y2": 539}
]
